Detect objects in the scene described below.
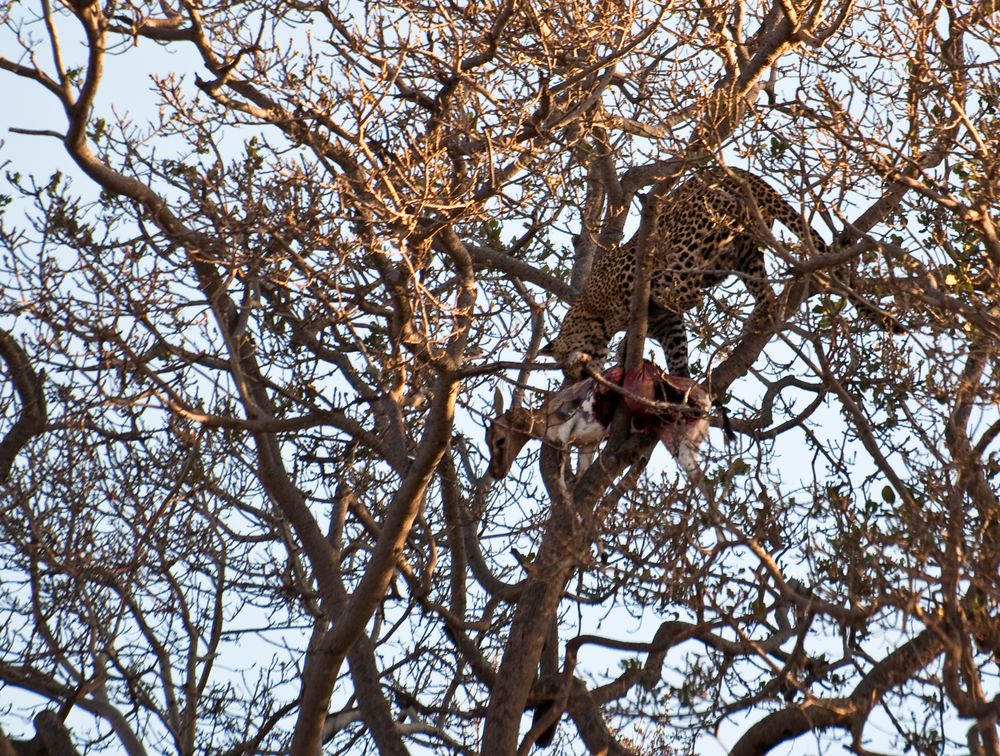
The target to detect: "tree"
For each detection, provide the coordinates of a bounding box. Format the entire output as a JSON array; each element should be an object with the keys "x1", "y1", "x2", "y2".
[{"x1": 1, "y1": 0, "x2": 998, "y2": 753}]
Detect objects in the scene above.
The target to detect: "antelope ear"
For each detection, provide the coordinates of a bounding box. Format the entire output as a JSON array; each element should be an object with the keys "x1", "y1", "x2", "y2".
[{"x1": 492, "y1": 386, "x2": 505, "y2": 416}]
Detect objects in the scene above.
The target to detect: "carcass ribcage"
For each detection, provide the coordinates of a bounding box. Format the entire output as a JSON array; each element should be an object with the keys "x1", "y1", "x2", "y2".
[{"x1": 621, "y1": 360, "x2": 711, "y2": 474}]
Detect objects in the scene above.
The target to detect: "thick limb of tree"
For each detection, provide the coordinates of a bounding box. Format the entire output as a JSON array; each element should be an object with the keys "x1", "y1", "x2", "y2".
[
  {"x1": 729, "y1": 628, "x2": 945, "y2": 756},
  {"x1": 0, "y1": 329, "x2": 46, "y2": 482}
]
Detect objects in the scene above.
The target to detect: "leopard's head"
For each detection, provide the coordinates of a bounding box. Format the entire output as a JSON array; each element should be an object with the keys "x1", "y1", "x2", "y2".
[{"x1": 542, "y1": 309, "x2": 611, "y2": 380}]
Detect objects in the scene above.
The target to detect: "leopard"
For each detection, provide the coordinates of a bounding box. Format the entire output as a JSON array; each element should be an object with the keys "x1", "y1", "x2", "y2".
[{"x1": 545, "y1": 167, "x2": 829, "y2": 379}]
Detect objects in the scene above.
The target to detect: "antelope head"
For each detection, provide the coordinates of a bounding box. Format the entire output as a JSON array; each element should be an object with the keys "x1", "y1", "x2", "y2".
[{"x1": 485, "y1": 388, "x2": 539, "y2": 479}]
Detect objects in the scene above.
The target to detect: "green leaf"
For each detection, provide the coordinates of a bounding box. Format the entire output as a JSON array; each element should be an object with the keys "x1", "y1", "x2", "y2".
[{"x1": 881, "y1": 485, "x2": 896, "y2": 504}]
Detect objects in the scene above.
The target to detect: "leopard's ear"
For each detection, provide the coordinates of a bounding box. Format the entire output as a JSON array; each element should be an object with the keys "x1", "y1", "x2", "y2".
[{"x1": 539, "y1": 341, "x2": 554, "y2": 356}]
